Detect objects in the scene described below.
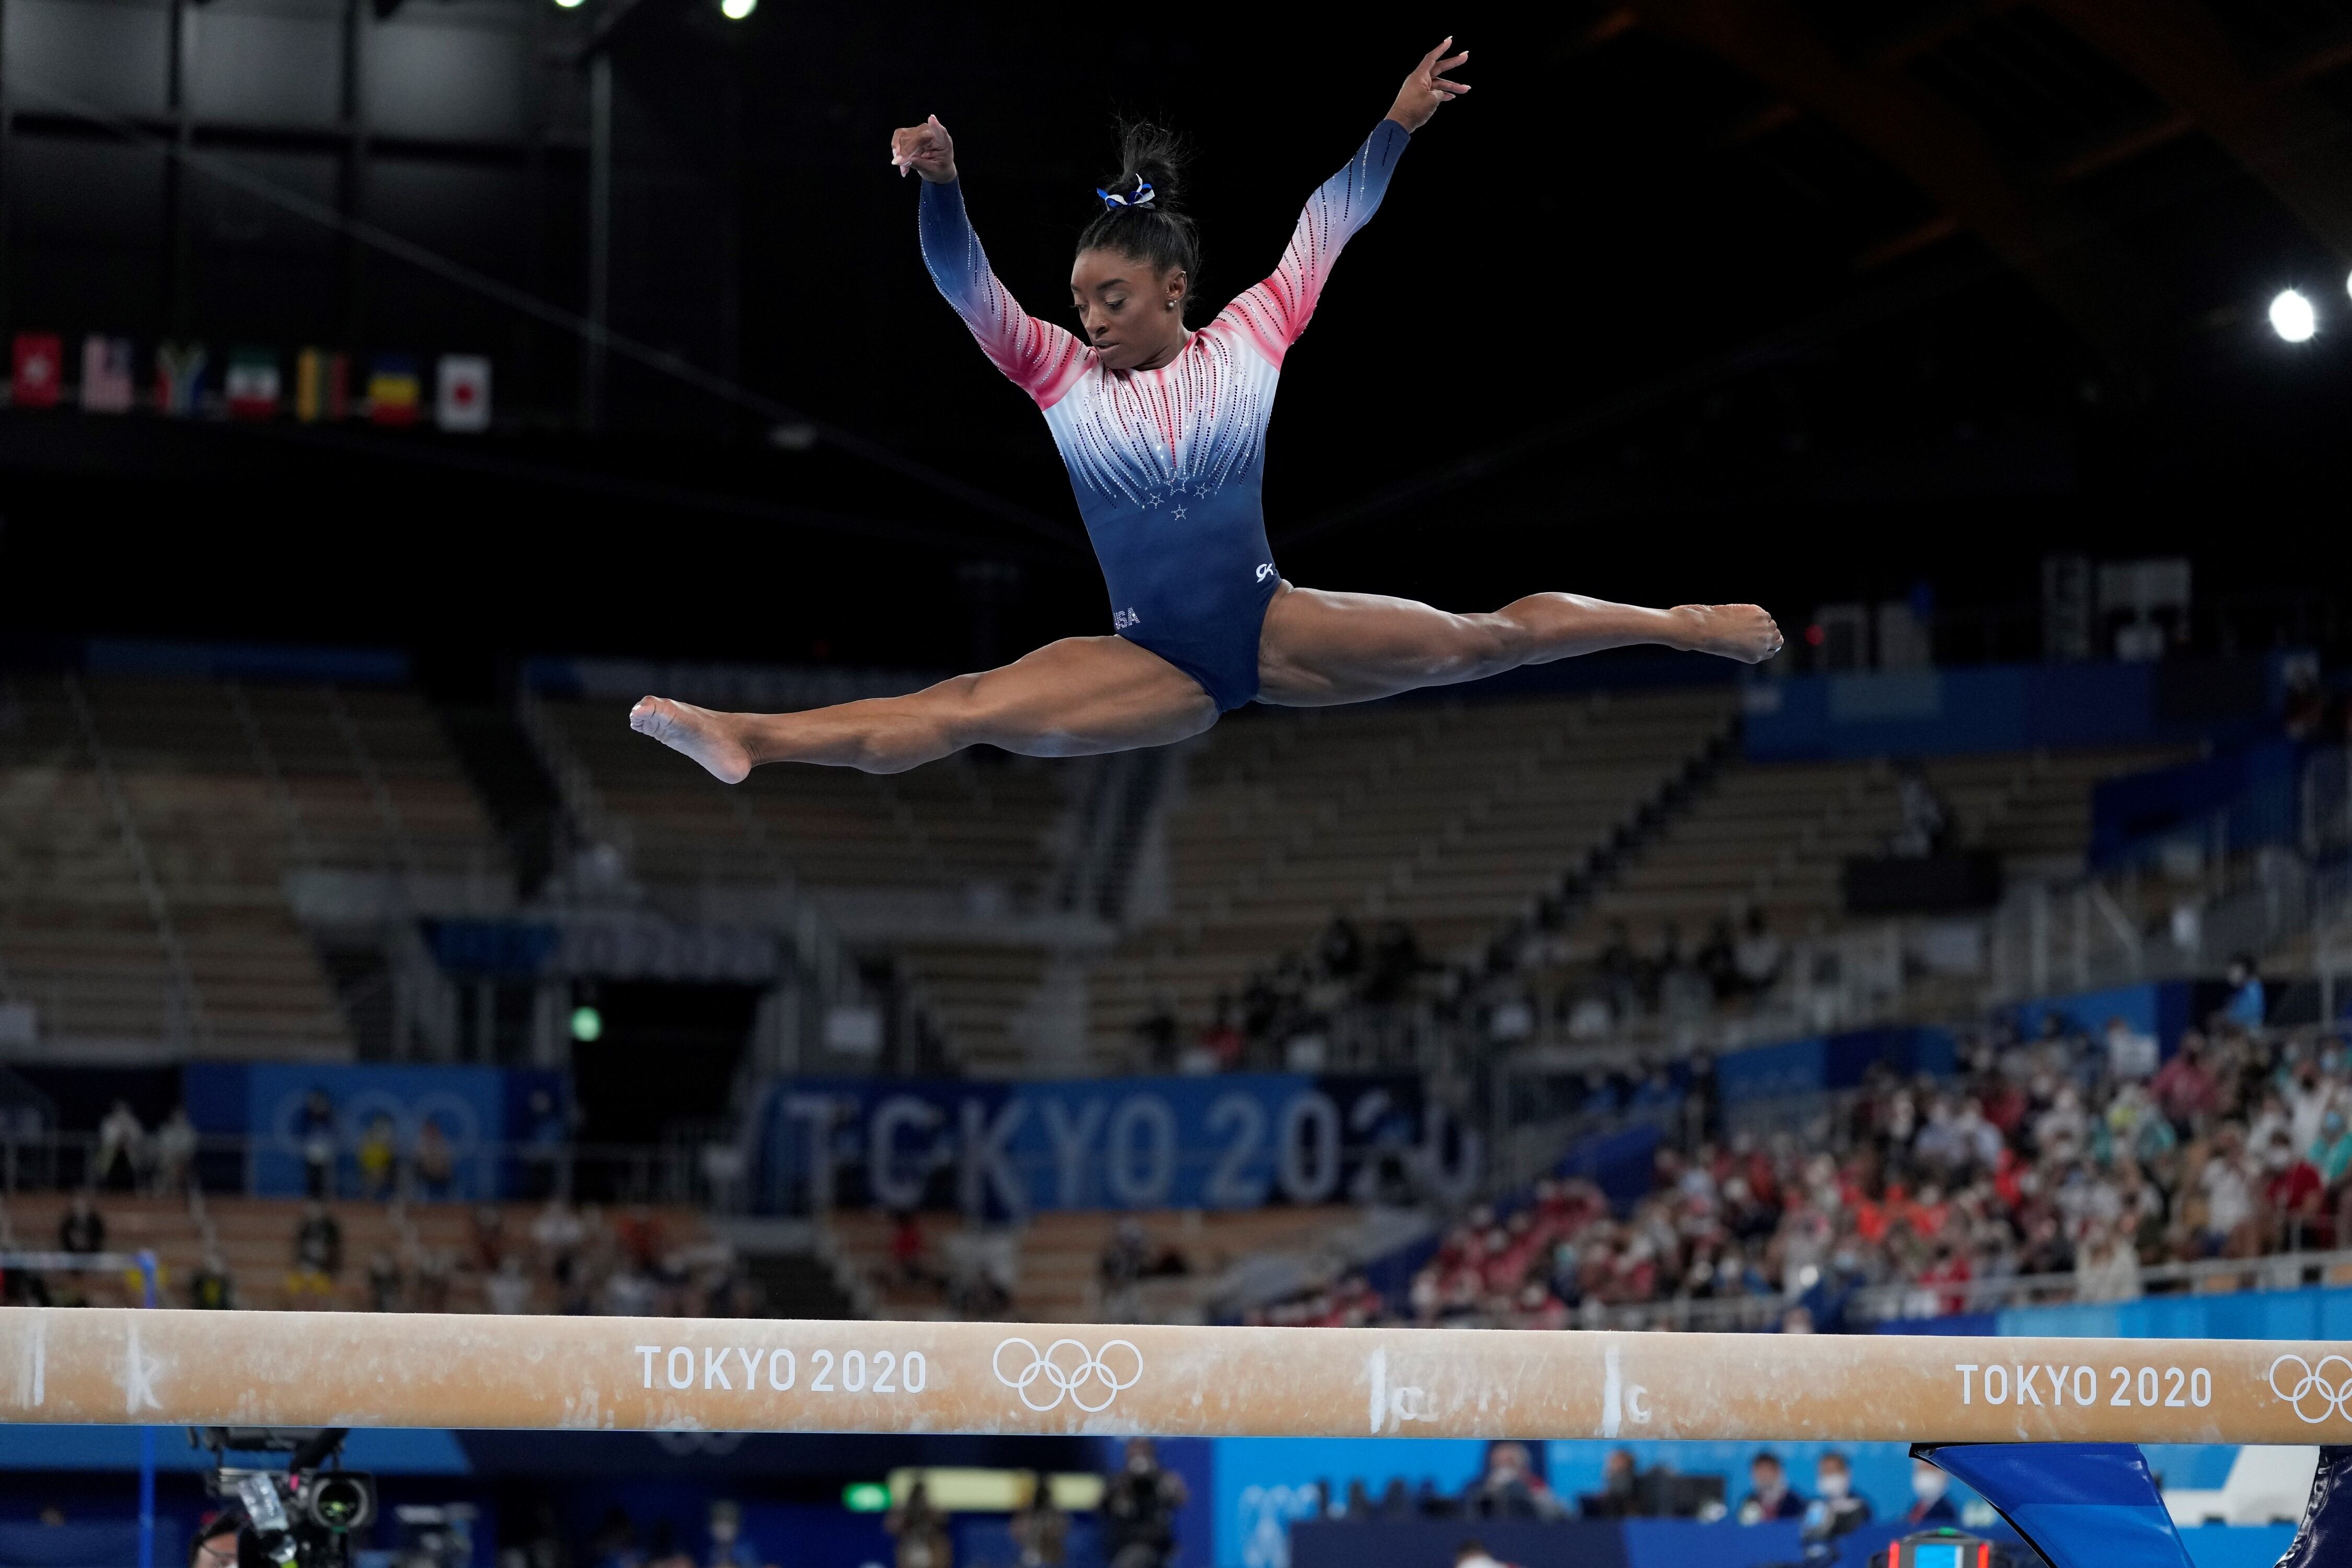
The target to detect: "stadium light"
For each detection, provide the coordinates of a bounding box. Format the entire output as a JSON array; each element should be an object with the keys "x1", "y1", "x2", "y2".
[
  {"x1": 553, "y1": 0, "x2": 584, "y2": 9},
  {"x1": 2269, "y1": 288, "x2": 2317, "y2": 343},
  {"x1": 719, "y1": 0, "x2": 755, "y2": 16}
]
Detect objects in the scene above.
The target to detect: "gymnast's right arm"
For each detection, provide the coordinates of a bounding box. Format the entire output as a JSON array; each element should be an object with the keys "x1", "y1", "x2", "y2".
[{"x1": 892, "y1": 115, "x2": 1087, "y2": 407}]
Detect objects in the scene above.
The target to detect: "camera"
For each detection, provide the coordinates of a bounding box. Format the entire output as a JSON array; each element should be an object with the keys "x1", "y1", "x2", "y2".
[{"x1": 194, "y1": 1428, "x2": 378, "y2": 1568}]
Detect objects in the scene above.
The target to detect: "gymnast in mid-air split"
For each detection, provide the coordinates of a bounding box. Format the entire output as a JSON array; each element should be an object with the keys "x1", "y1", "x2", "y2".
[{"x1": 631, "y1": 38, "x2": 1783, "y2": 781}]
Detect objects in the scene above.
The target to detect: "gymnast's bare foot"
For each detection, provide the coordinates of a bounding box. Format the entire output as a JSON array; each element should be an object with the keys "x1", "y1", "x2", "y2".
[
  {"x1": 629, "y1": 696, "x2": 753, "y2": 783},
  {"x1": 1673, "y1": 604, "x2": 1785, "y2": 664}
]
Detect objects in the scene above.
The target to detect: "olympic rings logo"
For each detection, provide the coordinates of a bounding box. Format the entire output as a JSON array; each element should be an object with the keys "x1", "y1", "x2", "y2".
[
  {"x1": 993, "y1": 1337, "x2": 1144, "y2": 1413},
  {"x1": 2268, "y1": 1354, "x2": 2352, "y2": 1424}
]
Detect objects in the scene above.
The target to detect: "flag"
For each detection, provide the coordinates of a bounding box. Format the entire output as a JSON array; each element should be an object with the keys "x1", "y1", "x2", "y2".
[
  {"x1": 79, "y1": 336, "x2": 134, "y2": 413},
  {"x1": 294, "y1": 348, "x2": 349, "y2": 422},
  {"x1": 156, "y1": 342, "x2": 207, "y2": 416},
  {"x1": 11, "y1": 333, "x2": 62, "y2": 409},
  {"x1": 367, "y1": 355, "x2": 420, "y2": 426},
  {"x1": 435, "y1": 354, "x2": 491, "y2": 433},
  {"x1": 225, "y1": 347, "x2": 281, "y2": 420}
]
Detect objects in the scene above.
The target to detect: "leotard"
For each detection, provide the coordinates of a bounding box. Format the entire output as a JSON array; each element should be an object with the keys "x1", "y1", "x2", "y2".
[{"x1": 918, "y1": 119, "x2": 1409, "y2": 710}]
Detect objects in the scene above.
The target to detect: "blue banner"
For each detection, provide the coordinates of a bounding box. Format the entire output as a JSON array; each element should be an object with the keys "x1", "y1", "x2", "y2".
[
  {"x1": 1744, "y1": 658, "x2": 2278, "y2": 764},
  {"x1": 2091, "y1": 739, "x2": 2304, "y2": 868},
  {"x1": 757, "y1": 1074, "x2": 1474, "y2": 1215},
  {"x1": 1714, "y1": 1027, "x2": 1955, "y2": 1105},
  {"x1": 183, "y1": 1063, "x2": 567, "y2": 1200}
]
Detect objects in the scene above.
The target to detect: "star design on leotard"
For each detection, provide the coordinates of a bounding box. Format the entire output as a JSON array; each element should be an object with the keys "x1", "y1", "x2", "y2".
[{"x1": 1172, "y1": 504, "x2": 1187, "y2": 520}]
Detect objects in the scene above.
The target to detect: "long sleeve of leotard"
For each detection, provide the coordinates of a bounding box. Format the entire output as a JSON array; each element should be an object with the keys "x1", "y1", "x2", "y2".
[
  {"x1": 1218, "y1": 118, "x2": 1411, "y2": 367},
  {"x1": 919, "y1": 177, "x2": 1090, "y2": 409}
]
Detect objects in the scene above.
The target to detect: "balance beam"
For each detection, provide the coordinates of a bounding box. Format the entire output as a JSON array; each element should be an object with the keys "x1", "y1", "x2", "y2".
[{"x1": 4, "y1": 1308, "x2": 2346, "y2": 1443}]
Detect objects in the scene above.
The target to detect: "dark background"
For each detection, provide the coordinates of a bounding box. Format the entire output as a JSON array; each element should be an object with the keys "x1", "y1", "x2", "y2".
[{"x1": 3, "y1": 0, "x2": 2350, "y2": 689}]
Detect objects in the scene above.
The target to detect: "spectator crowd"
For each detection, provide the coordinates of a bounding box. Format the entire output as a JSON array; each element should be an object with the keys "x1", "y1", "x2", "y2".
[{"x1": 1257, "y1": 994, "x2": 2352, "y2": 1333}]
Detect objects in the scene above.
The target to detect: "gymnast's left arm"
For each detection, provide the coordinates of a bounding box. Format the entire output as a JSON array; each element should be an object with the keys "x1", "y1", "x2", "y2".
[{"x1": 1219, "y1": 39, "x2": 1469, "y2": 360}]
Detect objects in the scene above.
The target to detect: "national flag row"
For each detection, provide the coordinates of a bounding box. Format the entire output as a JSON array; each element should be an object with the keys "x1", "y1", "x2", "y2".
[{"x1": 7, "y1": 333, "x2": 493, "y2": 432}]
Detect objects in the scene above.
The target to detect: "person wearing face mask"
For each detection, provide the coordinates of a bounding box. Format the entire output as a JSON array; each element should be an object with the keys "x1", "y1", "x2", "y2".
[
  {"x1": 2316, "y1": 1109, "x2": 2352, "y2": 1185},
  {"x1": 2314, "y1": 1109, "x2": 2352, "y2": 1252},
  {"x1": 1736, "y1": 1452, "x2": 1806, "y2": 1525},
  {"x1": 2263, "y1": 1127, "x2": 2327, "y2": 1250},
  {"x1": 1463, "y1": 1442, "x2": 1568, "y2": 1521},
  {"x1": 1800, "y1": 1451, "x2": 1872, "y2": 1550},
  {"x1": 1905, "y1": 1460, "x2": 1958, "y2": 1526}
]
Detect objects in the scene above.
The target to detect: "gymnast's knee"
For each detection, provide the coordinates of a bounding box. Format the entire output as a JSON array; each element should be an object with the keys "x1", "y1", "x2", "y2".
[
  {"x1": 1433, "y1": 615, "x2": 1524, "y2": 682},
  {"x1": 834, "y1": 677, "x2": 978, "y2": 773},
  {"x1": 917, "y1": 673, "x2": 1004, "y2": 757}
]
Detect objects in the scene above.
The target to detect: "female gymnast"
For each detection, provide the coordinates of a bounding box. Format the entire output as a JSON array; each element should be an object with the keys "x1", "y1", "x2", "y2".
[{"x1": 631, "y1": 38, "x2": 1783, "y2": 782}]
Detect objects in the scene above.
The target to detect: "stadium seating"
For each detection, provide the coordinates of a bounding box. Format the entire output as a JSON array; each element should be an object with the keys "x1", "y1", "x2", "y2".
[
  {"x1": 0, "y1": 1190, "x2": 708, "y2": 1313},
  {"x1": 1081, "y1": 688, "x2": 1739, "y2": 1063},
  {"x1": 0, "y1": 675, "x2": 504, "y2": 1058},
  {"x1": 825, "y1": 1203, "x2": 1362, "y2": 1323},
  {"x1": 1572, "y1": 746, "x2": 2188, "y2": 955},
  {"x1": 533, "y1": 695, "x2": 1076, "y2": 897}
]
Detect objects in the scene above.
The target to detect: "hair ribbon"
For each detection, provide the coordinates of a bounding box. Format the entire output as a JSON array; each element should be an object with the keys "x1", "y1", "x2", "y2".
[{"x1": 1094, "y1": 181, "x2": 1155, "y2": 211}]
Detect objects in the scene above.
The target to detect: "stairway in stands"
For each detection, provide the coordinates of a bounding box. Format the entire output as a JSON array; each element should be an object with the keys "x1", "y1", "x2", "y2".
[{"x1": 1081, "y1": 687, "x2": 1740, "y2": 1065}]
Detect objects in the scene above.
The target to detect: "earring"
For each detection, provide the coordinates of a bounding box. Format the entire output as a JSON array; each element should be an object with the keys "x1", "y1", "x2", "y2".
[{"x1": 1166, "y1": 301, "x2": 1176, "y2": 310}]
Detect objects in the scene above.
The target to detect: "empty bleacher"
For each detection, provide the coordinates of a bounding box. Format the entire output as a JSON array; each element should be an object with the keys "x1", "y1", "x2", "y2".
[
  {"x1": 1083, "y1": 687, "x2": 1739, "y2": 1062},
  {"x1": 1579, "y1": 744, "x2": 2190, "y2": 955},
  {"x1": 0, "y1": 674, "x2": 504, "y2": 1058},
  {"x1": 1921, "y1": 747, "x2": 2190, "y2": 883},
  {"x1": 535, "y1": 695, "x2": 1080, "y2": 898},
  {"x1": 826, "y1": 1203, "x2": 1358, "y2": 1323}
]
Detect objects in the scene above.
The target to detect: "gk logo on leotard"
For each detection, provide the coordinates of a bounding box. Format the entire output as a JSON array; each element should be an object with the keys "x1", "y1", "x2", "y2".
[
  {"x1": 1113, "y1": 608, "x2": 1142, "y2": 631},
  {"x1": 1254, "y1": 562, "x2": 1275, "y2": 584},
  {"x1": 993, "y1": 1336, "x2": 1143, "y2": 1414},
  {"x1": 2269, "y1": 1353, "x2": 2352, "y2": 1423}
]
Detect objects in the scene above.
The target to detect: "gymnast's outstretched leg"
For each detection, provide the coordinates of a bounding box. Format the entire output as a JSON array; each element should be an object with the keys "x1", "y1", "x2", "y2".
[
  {"x1": 1255, "y1": 586, "x2": 1782, "y2": 707},
  {"x1": 629, "y1": 634, "x2": 1217, "y2": 780}
]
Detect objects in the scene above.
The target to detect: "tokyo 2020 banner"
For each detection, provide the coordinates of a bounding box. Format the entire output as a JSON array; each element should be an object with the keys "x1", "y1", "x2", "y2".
[{"x1": 755, "y1": 1073, "x2": 1479, "y2": 1215}]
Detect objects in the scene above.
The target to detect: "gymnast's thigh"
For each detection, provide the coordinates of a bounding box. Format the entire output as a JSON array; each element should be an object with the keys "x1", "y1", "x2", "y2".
[{"x1": 1254, "y1": 582, "x2": 1506, "y2": 707}]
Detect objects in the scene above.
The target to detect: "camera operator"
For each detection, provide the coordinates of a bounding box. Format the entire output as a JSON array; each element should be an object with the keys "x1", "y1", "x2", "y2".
[
  {"x1": 1101, "y1": 1439, "x2": 1187, "y2": 1568},
  {"x1": 191, "y1": 1510, "x2": 248, "y2": 1568}
]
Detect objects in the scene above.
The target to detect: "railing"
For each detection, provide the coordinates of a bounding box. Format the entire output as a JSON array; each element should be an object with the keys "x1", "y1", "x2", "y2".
[
  {"x1": 0, "y1": 1130, "x2": 711, "y2": 1208},
  {"x1": 62, "y1": 673, "x2": 211, "y2": 1054},
  {"x1": 1846, "y1": 1244, "x2": 2352, "y2": 1322},
  {"x1": 1416, "y1": 1244, "x2": 2352, "y2": 1336}
]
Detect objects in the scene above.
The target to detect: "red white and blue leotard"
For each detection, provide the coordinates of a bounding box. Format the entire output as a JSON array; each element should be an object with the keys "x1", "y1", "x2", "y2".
[{"x1": 919, "y1": 119, "x2": 1410, "y2": 710}]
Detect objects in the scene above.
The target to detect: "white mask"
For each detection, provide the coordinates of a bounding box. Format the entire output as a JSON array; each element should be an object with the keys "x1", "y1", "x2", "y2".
[
  {"x1": 1818, "y1": 1473, "x2": 1850, "y2": 1500},
  {"x1": 1912, "y1": 1470, "x2": 1948, "y2": 1502}
]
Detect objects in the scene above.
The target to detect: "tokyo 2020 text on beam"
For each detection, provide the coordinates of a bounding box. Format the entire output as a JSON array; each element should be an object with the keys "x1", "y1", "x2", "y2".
[{"x1": 3, "y1": 1308, "x2": 2347, "y2": 1445}]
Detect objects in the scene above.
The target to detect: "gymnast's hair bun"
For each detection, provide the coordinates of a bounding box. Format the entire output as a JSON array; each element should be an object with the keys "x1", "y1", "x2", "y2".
[{"x1": 1077, "y1": 119, "x2": 1203, "y2": 314}]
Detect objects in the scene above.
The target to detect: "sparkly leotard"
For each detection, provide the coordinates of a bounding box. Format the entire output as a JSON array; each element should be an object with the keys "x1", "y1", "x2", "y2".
[{"x1": 918, "y1": 120, "x2": 1409, "y2": 709}]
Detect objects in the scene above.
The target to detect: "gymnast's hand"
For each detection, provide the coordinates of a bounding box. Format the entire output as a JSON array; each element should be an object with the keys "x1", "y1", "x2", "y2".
[
  {"x1": 1386, "y1": 37, "x2": 1470, "y2": 133},
  {"x1": 891, "y1": 116, "x2": 958, "y2": 183}
]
